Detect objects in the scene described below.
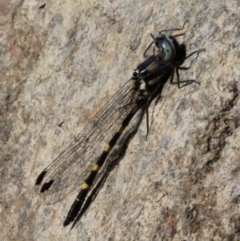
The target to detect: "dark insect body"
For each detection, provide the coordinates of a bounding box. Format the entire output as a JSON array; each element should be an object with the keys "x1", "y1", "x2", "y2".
[{"x1": 35, "y1": 24, "x2": 205, "y2": 228}]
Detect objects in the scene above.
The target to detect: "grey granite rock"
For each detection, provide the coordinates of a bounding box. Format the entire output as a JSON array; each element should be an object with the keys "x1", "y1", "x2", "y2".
[{"x1": 1, "y1": 0, "x2": 240, "y2": 240}]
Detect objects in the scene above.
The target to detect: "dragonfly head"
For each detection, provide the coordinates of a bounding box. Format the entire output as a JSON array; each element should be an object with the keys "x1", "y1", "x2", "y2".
[
  {"x1": 154, "y1": 33, "x2": 187, "y2": 66},
  {"x1": 154, "y1": 34, "x2": 176, "y2": 61}
]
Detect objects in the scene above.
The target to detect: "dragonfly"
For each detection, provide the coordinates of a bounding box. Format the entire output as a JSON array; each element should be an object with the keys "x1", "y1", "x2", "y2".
[{"x1": 35, "y1": 23, "x2": 205, "y2": 228}]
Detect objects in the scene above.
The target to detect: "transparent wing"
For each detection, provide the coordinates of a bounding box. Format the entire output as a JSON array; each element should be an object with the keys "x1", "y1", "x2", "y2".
[{"x1": 35, "y1": 78, "x2": 140, "y2": 203}]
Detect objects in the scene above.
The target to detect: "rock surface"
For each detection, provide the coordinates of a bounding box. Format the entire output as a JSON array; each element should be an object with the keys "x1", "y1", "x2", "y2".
[{"x1": 1, "y1": 0, "x2": 240, "y2": 240}]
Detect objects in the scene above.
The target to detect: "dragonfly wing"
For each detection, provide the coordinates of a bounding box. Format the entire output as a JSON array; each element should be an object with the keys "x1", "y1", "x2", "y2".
[{"x1": 35, "y1": 79, "x2": 141, "y2": 204}]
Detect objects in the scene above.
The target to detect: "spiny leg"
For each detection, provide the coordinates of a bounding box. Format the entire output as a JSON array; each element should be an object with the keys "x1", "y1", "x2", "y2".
[
  {"x1": 185, "y1": 48, "x2": 205, "y2": 59},
  {"x1": 169, "y1": 68, "x2": 199, "y2": 88},
  {"x1": 144, "y1": 80, "x2": 168, "y2": 139},
  {"x1": 143, "y1": 34, "x2": 156, "y2": 58},
  {"x1": 179, "y1": 48, "x2": 205, "y2": 70},
  {"x1": 159, "y1": 20, "x2": 188, "y2": 34},
  {"x1": 176, "y1": 68, "x2": 200, "y2": 88}
]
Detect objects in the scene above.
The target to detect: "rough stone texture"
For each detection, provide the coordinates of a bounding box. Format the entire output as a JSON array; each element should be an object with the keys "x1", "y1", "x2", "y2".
[{"x1": 1, "y1": 0, "x2": 240, "y2": 240}]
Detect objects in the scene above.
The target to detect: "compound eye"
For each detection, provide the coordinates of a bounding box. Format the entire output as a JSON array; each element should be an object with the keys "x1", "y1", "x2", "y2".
[{"x1": 155, "y1": 34, "x2": 176, "y2": 61}]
